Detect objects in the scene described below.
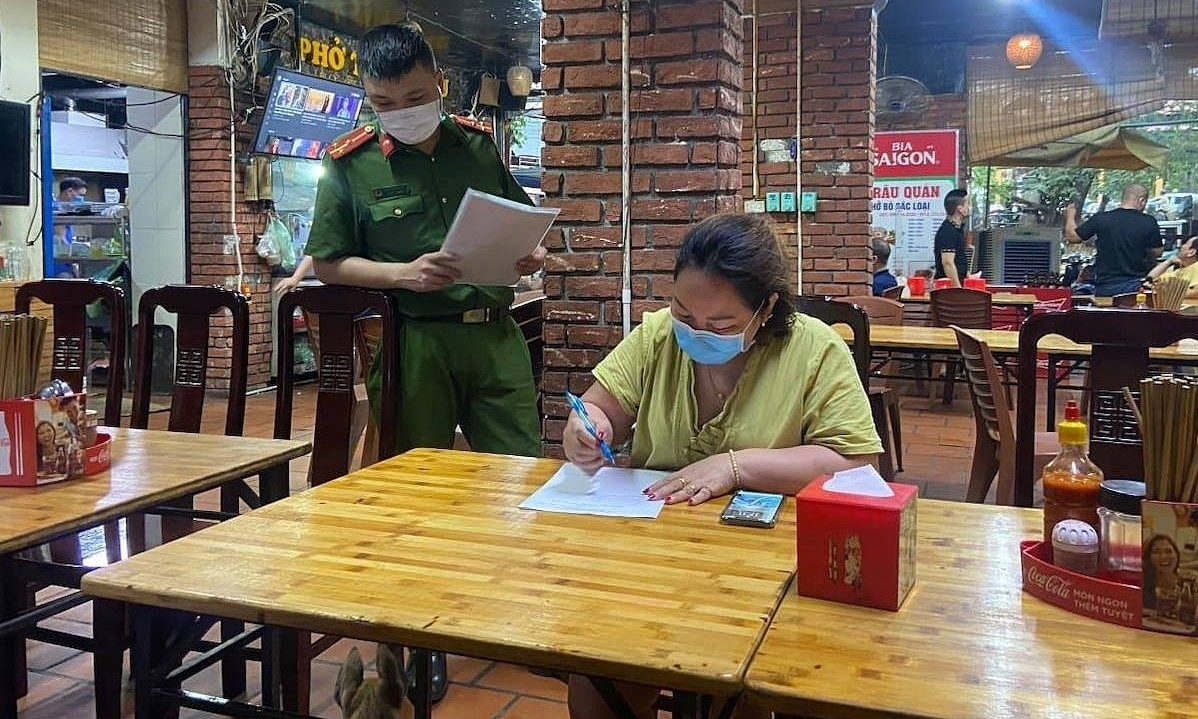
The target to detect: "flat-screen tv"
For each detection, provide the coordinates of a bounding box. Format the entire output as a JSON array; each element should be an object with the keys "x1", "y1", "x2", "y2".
[
  {"x1": 253, "y1": 69, "x2": 365, "y2": 160},
  {"x1": 0, "y1": 99, "x2": 31, "y2": 206}
]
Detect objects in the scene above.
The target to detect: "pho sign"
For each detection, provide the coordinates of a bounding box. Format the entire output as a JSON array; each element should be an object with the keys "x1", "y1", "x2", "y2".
[{"x1": 298, "y1": 22, "x2": 360, "y2": 86}]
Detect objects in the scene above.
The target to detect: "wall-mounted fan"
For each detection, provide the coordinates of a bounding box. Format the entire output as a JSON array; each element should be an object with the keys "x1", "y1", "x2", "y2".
[{"x1": 876, "y1": 75, "x2": 932, "y2": 121}]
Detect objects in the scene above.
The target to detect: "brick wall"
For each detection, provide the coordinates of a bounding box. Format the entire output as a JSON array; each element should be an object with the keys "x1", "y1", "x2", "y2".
[
  {"x1": 741, "y1": 6, "x2": 877, "y2": 297},
  {"x1": 187, "y1": 66, "x2": 274, "y2": 390},
  {"x1": 878, "y1": 92, "x2": 968, "y2": 185},
  {"x1": 540, "y1": 0, "x2": 744, "y2": 455}
]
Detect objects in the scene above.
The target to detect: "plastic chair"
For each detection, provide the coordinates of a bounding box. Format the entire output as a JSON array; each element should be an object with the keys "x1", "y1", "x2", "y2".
[
  {"x1": 929, "y1": 287, "x2": 993, "y2": 403},
  {"x1": 953, "y1": 326, "x2": 1057, "y2": 505}
]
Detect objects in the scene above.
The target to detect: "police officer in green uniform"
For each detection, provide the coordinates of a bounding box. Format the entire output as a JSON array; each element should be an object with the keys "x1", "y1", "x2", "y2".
[{"x1": 306, "y1": 24, "x2": 544, "y2": 461}]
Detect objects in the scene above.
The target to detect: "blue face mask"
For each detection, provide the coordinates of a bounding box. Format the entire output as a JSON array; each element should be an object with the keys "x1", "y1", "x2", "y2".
[{"x1": 671, "y1": 307, "x2": 762, "y2": 366}]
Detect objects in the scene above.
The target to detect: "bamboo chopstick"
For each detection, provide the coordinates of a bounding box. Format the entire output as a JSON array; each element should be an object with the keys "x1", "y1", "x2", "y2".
[{"x1": 0, "y1": 313, "x2": 48, "y2": 399}]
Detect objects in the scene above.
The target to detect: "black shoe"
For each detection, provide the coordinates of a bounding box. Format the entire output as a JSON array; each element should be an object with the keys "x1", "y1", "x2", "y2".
[{"x1": 407, "y1": 650, "x2": 449, "y2": 706}]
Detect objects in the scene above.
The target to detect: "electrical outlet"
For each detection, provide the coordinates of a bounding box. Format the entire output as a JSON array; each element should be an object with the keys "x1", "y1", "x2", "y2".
[
  {"x1": 744, "y1": 199, "x2": 766, "y2": 214},
  {"x1": 222, "y1": 234, "x2": 239, "y2": 255},
  {"x1": 781, "y1": 192, "x2": 797, "y2": 213},
  {"x1": 765, "y1": 193, "x2": 781, "y2": 213},
  {"x1": 801, "y1": 192, "x2": 818, "y2": 213}
]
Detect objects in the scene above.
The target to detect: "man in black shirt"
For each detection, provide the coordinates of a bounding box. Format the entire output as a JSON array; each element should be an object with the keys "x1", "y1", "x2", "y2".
[
  {"x1": 934, "y1": 189, "x2": 970, "y2": 287},
  {"x1": 1065, "y1": 184, "x2": 1163, "y2": 297}
]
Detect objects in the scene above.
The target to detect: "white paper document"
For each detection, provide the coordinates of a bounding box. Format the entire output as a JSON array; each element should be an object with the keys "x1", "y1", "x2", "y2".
[
  {"x1": 519, "y1": 464, "x2": 668, "y2": 519},
  {"x1": 441, "y1": 188, "x2": 560, "y2": 286}
]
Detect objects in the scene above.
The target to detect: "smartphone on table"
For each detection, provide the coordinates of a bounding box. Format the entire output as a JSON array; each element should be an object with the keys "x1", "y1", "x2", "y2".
[{"x1": 719, "y1": 490, "x2": 785, "y2": 528}]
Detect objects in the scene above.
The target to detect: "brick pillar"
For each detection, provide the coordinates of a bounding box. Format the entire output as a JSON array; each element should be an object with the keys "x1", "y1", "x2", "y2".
[
  {"x1": 801, "y1": 6, "x2": 876, "y2": 296},
  {"x1": 741, "y1": 6, "x2": 877, "y2": 297},
  {"x1": 186, "y1": 67, "x2": 274, "y2": 390},
  {"x1": 540, "y1": 0, "x2": 744, "y2": 456}
]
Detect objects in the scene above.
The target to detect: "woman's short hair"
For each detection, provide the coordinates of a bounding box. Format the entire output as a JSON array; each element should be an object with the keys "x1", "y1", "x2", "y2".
[{"x1": 674, "y1": 214, "x2": 796, "y2": 340}]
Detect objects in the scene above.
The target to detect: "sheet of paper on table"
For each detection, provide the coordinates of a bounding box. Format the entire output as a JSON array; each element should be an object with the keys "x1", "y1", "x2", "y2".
[
  {"x1": 520, "y1": 463, "x2": 668, "y2": 519},
  {"x1": 441, "y1": 188, "x2": 560, "y2": 286}
]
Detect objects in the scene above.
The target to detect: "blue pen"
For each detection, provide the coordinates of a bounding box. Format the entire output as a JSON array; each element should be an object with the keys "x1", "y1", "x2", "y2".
[{"x1": 566, "y1": 392, "x2": 616, "y2": 464}]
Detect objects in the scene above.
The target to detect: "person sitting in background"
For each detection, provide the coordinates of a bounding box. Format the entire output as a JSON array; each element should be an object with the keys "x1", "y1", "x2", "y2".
[
  {"x1": 57, "y1": 177, "x2": 87, "y2": 205},
  {"x1": 1147, "y1": 235, "x2": 1198, "y2": 299},
  {"x1": 562, "y1": 213, "x2": 881, "y2": 719},
  {"x1": 870, "y1": 238, "x2": 898, "y2": 296}
]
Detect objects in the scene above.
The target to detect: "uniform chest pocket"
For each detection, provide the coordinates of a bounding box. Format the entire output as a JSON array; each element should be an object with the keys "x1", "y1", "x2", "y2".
[{"x1": 368, "y1": 195, "x2": 426, "y2": 223}]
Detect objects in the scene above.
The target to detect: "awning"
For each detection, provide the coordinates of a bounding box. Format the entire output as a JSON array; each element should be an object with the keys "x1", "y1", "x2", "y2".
[{"x1": 979, "y1": 124, "x2": 1169, "y2": 170}]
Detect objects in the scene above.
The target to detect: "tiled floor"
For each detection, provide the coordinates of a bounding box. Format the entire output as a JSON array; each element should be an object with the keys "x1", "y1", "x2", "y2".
[{"x1": 14, "y1": 379, "x2": 1071, "y2": 718}]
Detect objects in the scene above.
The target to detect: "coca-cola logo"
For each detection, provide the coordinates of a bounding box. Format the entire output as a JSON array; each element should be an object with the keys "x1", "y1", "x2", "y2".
[{"x1": 1026, "y1": 564, "x2": 1072, "y2": 600}]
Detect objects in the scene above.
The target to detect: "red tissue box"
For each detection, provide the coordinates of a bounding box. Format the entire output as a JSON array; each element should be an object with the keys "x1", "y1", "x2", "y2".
[
  {"x1": 796, "y1": 476, "x2": 918, "y2": 611},
  {"x1": 0, "y1": 394, "x2": 110, "y2": 487}
]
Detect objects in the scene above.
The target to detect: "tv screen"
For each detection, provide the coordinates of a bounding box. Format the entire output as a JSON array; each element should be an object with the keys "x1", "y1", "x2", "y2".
[
  {"x1": 253, "y1": 69, "x2": 365, "y2": 160},
  {"x1": 0, "y1": 99, "x2": 31, "y2": 206}
]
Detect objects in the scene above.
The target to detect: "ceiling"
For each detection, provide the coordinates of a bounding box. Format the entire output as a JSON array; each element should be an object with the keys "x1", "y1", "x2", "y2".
[
  {"x1": 877, "y1": 0, "x2": 1105, "y2": 46},
  {"x1": 284, "y1": 0, "x2": 542, "y2": 75}
]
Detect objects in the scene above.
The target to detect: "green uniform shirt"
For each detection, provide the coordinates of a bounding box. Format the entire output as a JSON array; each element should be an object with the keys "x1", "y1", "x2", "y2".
[
  {"x1": 305, "y1": 115, "x2": 533, "y2": 317},
  {"x1": 593, "y1": 308, "x2": 883, "y2": 471}
]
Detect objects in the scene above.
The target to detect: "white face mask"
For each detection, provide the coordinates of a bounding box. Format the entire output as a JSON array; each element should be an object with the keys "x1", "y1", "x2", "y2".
[{"x1": 377, "y1": 98, "x2": 442, "y2": 145}]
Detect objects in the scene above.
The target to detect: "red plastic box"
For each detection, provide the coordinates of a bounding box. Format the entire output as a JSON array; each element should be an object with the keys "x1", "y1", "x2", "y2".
[
  {"x1": 796, "y1": 476, "x2": 919, "y2": 611},
  {"x1": 0, "y1": 395, "x2": 109, "y2": 487}
]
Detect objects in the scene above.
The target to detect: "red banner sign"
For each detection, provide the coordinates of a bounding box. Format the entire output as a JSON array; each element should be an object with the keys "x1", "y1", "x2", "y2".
[{"x1": 873, "y1": 130, "x2": 959, "y2": 179}]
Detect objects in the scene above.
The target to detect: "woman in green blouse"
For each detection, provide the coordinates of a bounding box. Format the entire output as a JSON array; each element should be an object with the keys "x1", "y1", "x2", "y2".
[
  {"x1": 565, "y1": 212, "x2": 881, "y2": 505},
  {"x1": 563, "y1": 214, "x2": 881, "y2": 718}
]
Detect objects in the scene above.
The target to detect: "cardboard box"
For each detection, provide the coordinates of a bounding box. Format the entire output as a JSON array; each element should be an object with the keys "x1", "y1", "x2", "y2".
[
  {"x1": 1142, "y1": 500, "x2": 1198, "y2": 636},
  {"x1": 0, "y1": 393, "x2": 108, "y2": 487},
  {"x1": 796, "y1": 476, "x2": 918, "y2": 611}
]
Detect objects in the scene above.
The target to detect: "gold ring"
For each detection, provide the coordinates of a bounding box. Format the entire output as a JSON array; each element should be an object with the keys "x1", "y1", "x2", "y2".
[{"x1": 678, "y1": 478, "x2": 689, "y2": 488}]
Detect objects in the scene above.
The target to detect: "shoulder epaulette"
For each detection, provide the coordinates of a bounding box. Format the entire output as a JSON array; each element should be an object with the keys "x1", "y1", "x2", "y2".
[
  {"x1": 452, "y1": 115, "x2": 491, "y2": 135},
  {"x1": 326, "y1": 125, "x2": 378, "y2": 160}
]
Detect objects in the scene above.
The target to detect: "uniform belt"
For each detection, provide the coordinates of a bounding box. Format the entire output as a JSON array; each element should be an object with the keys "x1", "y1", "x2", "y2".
[{"x1": 420, "y1": 306, "x2": 510, "y2": 324}]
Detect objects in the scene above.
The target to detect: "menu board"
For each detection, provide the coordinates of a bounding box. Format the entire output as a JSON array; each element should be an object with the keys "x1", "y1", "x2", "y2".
[{"x1": 871, "y1": 130, "x2": 960, "y2": 277}]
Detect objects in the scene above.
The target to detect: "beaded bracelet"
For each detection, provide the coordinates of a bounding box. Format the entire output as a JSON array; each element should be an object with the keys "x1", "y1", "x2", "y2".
[{"x1": 728, "y1": 449, "x2": 742, "y2": 489}]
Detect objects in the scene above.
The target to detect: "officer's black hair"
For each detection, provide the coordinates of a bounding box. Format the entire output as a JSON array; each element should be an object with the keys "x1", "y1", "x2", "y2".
[
  {"x1": 359, "y1": 23, "x2": 437, "y2": 80},
  {"x1": 674, "y1": 214, "x2": 796, "y2": 341}
]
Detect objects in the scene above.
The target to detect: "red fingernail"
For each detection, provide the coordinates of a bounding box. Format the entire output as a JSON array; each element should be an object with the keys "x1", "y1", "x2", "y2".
[{"x1": 666, "y1": 496, "x2": 673, "y2": 502}]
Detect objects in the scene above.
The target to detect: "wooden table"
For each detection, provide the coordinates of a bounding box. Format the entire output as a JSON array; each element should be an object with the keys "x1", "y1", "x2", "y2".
[
  {"x1": 0, "y1": 427, "x2": 310, "y2": 719},
  {"x1": 838, "y1": 324, "x2": 1198, "y2": 426},
  {"x1": 82, "y1": 449, "x2": 799, "y2": 719},
  {"x1": 900, "y1": 291, "x2": 1039, "y2": 307},
  {"x1": 745, "y1": 500, "x2": 1198, "y2": 719}
]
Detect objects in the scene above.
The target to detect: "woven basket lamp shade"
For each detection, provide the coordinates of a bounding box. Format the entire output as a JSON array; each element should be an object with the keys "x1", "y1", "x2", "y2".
[
  {"x1": 507, "y1": 65, "x2": 534, "y2": 97},
  {"x1": 1006, "y1": 33, "x2": 1044, "y2": 70}
]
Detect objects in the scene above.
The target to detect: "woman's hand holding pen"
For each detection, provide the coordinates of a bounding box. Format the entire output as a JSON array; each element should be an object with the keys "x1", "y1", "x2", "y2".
[{"x1": 563, "y1": 402, "x2": 614, "y2": 472}]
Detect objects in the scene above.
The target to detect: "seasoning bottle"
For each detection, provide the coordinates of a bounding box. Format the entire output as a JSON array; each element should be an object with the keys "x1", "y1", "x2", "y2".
[
  {"x1": 1134, "y1": 292, "x2": 1149, "y2": 309},
  {"x1": 1042, "y1": 400, "x2": 1103, "y2": 548},
  {"x1": 1096, "y1": 479, "x2": 1145, "y2": 575},
  {"x1": 1051, "y1": 519, "x2": 1100, "y2": 575}
]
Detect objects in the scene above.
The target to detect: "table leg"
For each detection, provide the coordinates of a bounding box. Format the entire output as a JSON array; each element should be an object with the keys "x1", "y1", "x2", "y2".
[
  {"x1": 672, "y1": 691, "x2": 702, "y2": 719},
  {"x1": 409, "y1": 649, "x2": 433, "y2": 719},
  {"x1": 219, "y1": 484, "x2": 247, "y2": 700},
  {"x1": 259, "y1": 463, "x2": 290, "y2": 505},
  {"x1": 131, "y1": 608, "x2": 159, "y2": 719},
  {"x1": 92, "y1": 598, "x2": 126, "y2": 719},
  {"x1": 0, "y1": 559, "x2": 19, "y2": 719}
]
